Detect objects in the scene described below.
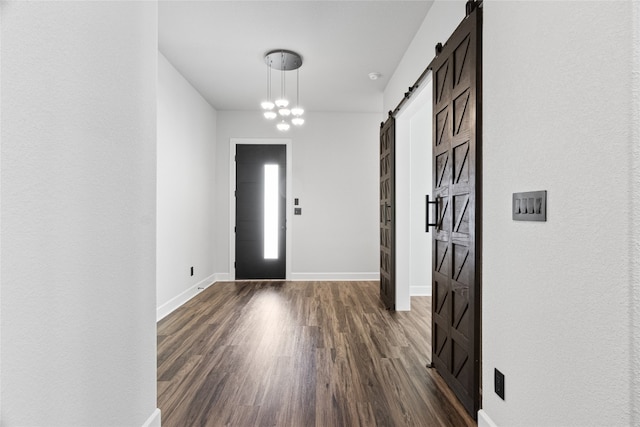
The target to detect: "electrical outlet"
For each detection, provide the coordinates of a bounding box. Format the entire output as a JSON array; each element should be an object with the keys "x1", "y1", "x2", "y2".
[
  {"x1": 495, "y1": 368, "x2": 505, "y2": 400},
  {"x1": 190, "y1": 266, "x2": 194, "y2": 276}
]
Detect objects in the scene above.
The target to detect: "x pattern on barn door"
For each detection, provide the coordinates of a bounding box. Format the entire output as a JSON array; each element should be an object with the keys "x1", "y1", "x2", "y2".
[
  {"x1": 431, "y1": 3, "x2": 481, "y2": 417},
  {"x1": 379, "y1": 118, "x2": 395, "y2": 310}
]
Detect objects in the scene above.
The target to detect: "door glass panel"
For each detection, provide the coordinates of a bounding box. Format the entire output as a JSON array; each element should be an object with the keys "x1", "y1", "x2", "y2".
[{"x1": 264, "y1": 164, "x2": 279, "y2": 259}]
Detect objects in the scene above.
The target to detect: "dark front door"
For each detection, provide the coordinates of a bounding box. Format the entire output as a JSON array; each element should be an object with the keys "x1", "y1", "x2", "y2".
[
  {"x1": 235, "y1": 144, "x2": 286, "y2": 279},
  {"x1": 380, "y1": 117, "x2": 395, "y2": 310},
  {"x1": 430, "y1": 3, "x2": 482, "y2": 417}
]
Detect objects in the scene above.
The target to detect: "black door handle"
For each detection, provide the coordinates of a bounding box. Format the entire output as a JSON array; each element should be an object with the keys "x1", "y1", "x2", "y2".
[
  {"x1": 385, "y1": 203, "x2": 392, "y2": 225},
  {"x1": 425, "y1": 194, "x2": 438, "y2": 232}
]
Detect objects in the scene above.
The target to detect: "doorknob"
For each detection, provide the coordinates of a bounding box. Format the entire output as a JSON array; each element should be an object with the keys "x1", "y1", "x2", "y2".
[{"x1": 425, "y1": 194, "x2": 438, "y2": 232}]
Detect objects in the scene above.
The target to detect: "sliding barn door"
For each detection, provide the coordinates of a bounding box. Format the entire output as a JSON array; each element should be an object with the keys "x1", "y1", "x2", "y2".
[
  {"x1": 430, "y1": 3, "x2": 482, "y2": 417},
  {"x1": 380, "y1": 117, "x2": 395, "y2": 310}
]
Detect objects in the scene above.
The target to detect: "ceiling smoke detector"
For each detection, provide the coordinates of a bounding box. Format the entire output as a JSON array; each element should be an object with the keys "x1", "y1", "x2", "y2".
[{"x1": 368, "y1": 72, "x2": 382, "y2": 81}]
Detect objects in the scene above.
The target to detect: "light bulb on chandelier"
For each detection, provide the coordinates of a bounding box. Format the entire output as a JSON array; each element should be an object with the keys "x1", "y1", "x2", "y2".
[{"x1": 276, "y1": 120, "x2": 290, "y2": 131}]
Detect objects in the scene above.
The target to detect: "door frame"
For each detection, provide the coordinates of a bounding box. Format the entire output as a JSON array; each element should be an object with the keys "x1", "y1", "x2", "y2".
[
  {"x1": 394, "y1": 75, "x2": 433, "y2": 310},
  {"x1": 229, "y1": 138, "x2": 293, "y2": 280}
]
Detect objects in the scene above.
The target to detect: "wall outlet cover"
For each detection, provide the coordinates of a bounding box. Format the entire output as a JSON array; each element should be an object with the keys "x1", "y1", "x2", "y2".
[{"x1": 495, "y1": 368, "x2": 505, "y2": 400}]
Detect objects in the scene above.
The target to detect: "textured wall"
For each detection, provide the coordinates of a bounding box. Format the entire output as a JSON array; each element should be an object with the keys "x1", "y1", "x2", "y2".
[
  {"x1": 632, "y1": 3, "x2": 640, "y2": 424},
  {"x1": 1, "y1": 2, "x2": 158, "y2": 425},
  {"x1": 482, "y1": 1, "x2": 634, "y2": 425}
]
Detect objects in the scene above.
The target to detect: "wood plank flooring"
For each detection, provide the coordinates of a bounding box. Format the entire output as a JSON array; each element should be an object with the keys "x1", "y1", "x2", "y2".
[{"x1": 157, "y1": 281, "x2": 476, "y2": 427}]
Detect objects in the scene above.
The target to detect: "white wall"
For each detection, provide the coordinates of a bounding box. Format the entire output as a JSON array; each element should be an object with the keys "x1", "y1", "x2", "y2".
[
  {"x1": 157, "y1": 53, "x2": 217, "y2": 320},
  {"x1": 383, "y1": 0, "x2": 466, "y2": 115},
  {"x1": 216, "y1": 111, "x2": 380, "y2": 280},
  {"x1": 408, "y1": 86, "x2": 432, "y2": 295},
  {"x1": 632, "y1": 3, "x2": 640, "y2": 423},
  {"x1": 396, "y1": 80, "x2": 433, "y2": 310},
  {"x1": 481, "y1": 1, "x2": 636, "y2": 426},
  {"x1": 1, "y1": 2, "x2": 159, "y2": 426}
]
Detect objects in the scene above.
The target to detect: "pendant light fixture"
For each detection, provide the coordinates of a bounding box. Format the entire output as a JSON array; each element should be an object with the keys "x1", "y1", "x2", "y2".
[{"x1": 261, "y1": 50, "x2": 305, "y2": 131}]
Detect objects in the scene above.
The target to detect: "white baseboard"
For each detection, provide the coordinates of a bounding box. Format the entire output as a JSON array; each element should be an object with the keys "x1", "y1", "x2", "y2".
[
  {"x1": 410, "y1": 285, "x2": 431, "y2": 296},
  {"x1": 156, "y1": 274, "x2": 215, "y2": 321},
  {"x1": 141, "y1": 408, "x2": 161, "y2": 427},
  {"x1": 478, "y1": 410, "x2": 499, "y2": 427},
  {"x1": 290, "y1": 272, "x2": 380, "y2": 281},
  {"x1": 214, "y1": 272, "x2": 231, "y2": 282}
]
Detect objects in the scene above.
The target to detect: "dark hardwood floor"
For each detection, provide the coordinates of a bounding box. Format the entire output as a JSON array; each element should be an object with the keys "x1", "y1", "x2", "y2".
[{"x1": 157, "y1": 281, "x2": 476, "y2": 427}]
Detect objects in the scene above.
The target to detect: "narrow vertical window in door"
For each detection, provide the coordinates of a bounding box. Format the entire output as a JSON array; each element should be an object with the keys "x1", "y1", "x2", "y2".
[{"x1": 263, "y1": 164, "x2": 279, "y2": 259}]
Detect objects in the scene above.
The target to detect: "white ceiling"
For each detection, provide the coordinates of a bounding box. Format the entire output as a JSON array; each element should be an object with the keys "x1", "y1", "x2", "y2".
[{"x1": 158, "y1": 1, "x2": 434, "y2": 113}]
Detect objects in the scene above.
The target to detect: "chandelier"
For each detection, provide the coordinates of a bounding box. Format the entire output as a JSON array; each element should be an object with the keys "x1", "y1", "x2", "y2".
[{"x1": 261, "y1": 50, "x2": 304, "y2": 131}]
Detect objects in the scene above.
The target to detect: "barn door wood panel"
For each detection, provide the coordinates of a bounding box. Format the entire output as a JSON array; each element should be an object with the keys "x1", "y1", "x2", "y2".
[
  {"x1": 380, "y1": 116, "x2": 395, "y2": 310},
  {"x1": 430, "y1": 2, "x2": 482, "y2": 417}
]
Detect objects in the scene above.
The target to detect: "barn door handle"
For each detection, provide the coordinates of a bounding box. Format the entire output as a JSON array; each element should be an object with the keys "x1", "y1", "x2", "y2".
[
  {"x1": 385, "y1": 203, "x2": 392, "y2": 224},
  {"x1": 426, "y1": 195, "x2": 438, "y2": 232}
]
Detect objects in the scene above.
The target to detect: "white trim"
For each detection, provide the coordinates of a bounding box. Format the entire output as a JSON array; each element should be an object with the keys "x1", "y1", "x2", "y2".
[
  {"x1": 290, "y1": 272, "x2": 380, "y2": 281},
  {"x1": 478, "y1": 410, "x2": 499, "y2": 427},
  {"x1": 214, "y1": 272, "x2": 231, "y2": 282},
  {"x1": 410, "y1": 285, "x2": 431, "y2": 296},
  {"x1": 229, "y1": 138, "x2": 293, "y2": 281},
  {"x1": 141, "y1": 408, "x2": 161, "y2": 427},
  {"x1": 156, "y1": 274, "x2": 215, "y2": 321}
]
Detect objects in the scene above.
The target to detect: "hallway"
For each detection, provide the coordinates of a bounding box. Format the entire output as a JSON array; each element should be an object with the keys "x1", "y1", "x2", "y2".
[{"x1": 157, "y1": 281, "x2": 475, "y2": 426}]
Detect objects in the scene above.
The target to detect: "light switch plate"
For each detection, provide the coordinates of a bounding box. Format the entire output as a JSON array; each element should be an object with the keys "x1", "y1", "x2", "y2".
[{"x1": 513, "y1": 190, "x2": 546, "y2": 221}]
